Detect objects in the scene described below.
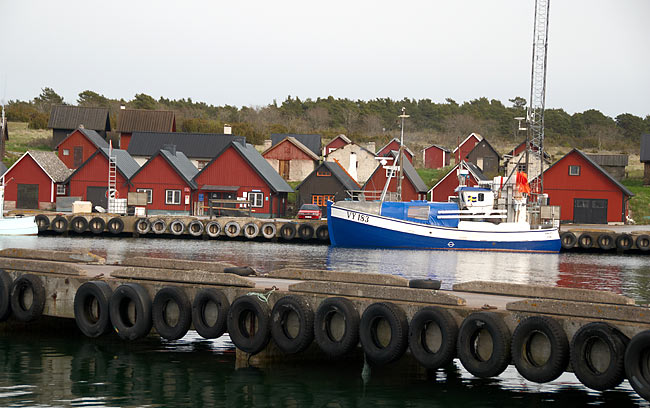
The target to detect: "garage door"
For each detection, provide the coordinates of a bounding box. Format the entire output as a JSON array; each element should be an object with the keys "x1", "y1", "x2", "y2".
[
  {"x1": 86, "y1": 186, "x2": 108, "y2": 211},
  {"x1": 16, "y1": 184, "x2": 39, "y2": 209},
  {"x1": 573, "y1": 198, "x2": 608, "y2": 224}
]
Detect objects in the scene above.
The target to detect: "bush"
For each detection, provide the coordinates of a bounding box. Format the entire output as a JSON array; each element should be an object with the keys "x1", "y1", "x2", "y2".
[{"x1": 28, "y1": 112, "x2": 49, "y2": 129}]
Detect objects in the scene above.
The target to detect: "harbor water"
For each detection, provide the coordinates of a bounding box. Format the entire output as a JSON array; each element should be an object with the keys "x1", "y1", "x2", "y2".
[{"x1": 0, "y1": 235, "x2": 649, "y2": 407}]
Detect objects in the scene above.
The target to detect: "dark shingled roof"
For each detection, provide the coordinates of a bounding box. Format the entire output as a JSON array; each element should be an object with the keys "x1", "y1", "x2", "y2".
[
  {"x1": 424, "y1": 144, "x2": 451, "y2": 153},
  {"x1": 130, "y1": 147, "x2": 198, "y2": 189},
  {"x1": 295, "y1": 161, "x2": 360, "y2": 192},
  {"x1": 21, "y1": 151, "x2": 73, "y2": 182},
  {"x1": 127, "y1": 132, "x2": 244, "y2": 159},
  {"x1": 55, "y1": 128, "x2": 109, "y2": 149},
  {"x1": 48, "y1": 105, "x2": 110, "y2": 131},
  {"x1": 641, "y1": 134, "x2": 650, "y2": 162},
  {"x1": 271, "y1": 133, "x2": 321, "y2": 157},
  {"x1": 116, "y1": 109, "x2": 176, "y2": 133},
  {"x1": 65, "y1": 147, "x2": 140, "y2": 184},
  {"x1": 466, "y1": 138, "x2": 501, "y2": 160}
]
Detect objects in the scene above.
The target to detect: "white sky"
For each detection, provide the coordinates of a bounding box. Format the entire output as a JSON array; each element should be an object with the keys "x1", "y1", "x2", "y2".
[{"x1": 1, "y1": 0, "x2": 648, "y2": 118}]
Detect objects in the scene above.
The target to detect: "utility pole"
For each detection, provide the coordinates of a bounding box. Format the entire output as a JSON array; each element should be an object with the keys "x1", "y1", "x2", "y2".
[{"x1": 397, "y1": 107, "x2": 409, "y2": 201}]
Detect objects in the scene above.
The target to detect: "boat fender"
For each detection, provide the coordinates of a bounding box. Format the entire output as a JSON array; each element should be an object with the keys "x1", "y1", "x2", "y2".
[
  {"x1": 134, "y1": 218, "x2": 151, "y2": 234},
  {"x1": 51, "y1": 215, "x2": 69, "y2": 234},
  {"x1": 10, "y1": 274, "x2": 46, "y2": 322},
  {"x1": 261, "y1": 223, "x2": 276, "y2": 239},
  {"x1": 570, "y1": 322, "x2": 628, "y2": 391},
  {"x1": 109, "y1": 283, "x2": 153, "y2": 340},
  {"x1": 512, "y1": 316, "x2": 569, "y2": 383},
  {"x1": 408, "y1": 279, "x2": 442, "y2": 290},
  {"x1": 152, "y1": 286, "x2": 192, "y2": 340},
  {"x1": 314, "y1": 297, "x2": 360, "y2": 358},
  {"x1": 271, "y1": 295, "x2": 314, "y2": 354},
  {"x1": 408, "y1": 306, "x2": 458, "y2": 369},
  {"x1": 224, "y1": 266, "x2": 256, "y2": 277},
  {"x1": 578, "y1": 233, "x2": 594, "y2": 249},
  {"x1": 597, "y1": 233, "x2": 615, "y2": 250},
  {"x1": 227, "y1": 295, "x2": 271, "y2": 354},
  {"x1": 224, "y1": 221, "x2": 241, "y2": 238},
  {"x1": 615, "y1": 233, "x2": 633, "y2": 251},
  {"x1": 205, "y1": 221, "x2": 221, "y2": 238},
  {"x1": 298, "y1": 224, "x2": 314, "y2": 240},
  {"x1": 192, "y1": 288, "x2": 230, "y2": 339},
  {"x1": 636, "y1": 234, "x2": 650, "y2": 252},
  {"x1": 107, "y1": 217, "x2": 124, "y2": 235},
  {"x1": 359, "y1": 302, "x2": 409, "y2": 365},
  {"x1": 169, "y1": 219, "x2": 185, "y2": 236},
  {"x1": 151, "y1": 219, "x2": 167, "y2": 234},
  {"x1": 74, "y1": 281, "x2": 113, "y2": 338},
  {"x1": 315, "y1": 224, "x2": 329, "y2": 241},
  {"x1": 624, "y1": 330, "x2": 650, "y2": 401},
  {"x1": 34, "y1": 214, "x2": 50, "y2": 232},
  {"x1": 187, "y1": 220, "x2": 204, "y2": 237},
  {"x1": 457, "y1": 312, "x2": 511, "y2": 378},
  {"x1": 280, "y1": 223, "x2": 297, "y2": 240},
  {"x1": 0, "y1": 270, "x2": 13, "y2": 322},
  {"x1": 88, "y1": 217, "x2": 106, "y2": 234},
  {"x1": 243, "y1": 222, "x2": 259, "y2": 239},
  {"x1": 559, "y1": 231, "x2": 577, "y2": 249},
  {"x1": 70, "y1": 216, "x2": 89, "y2": 234}
]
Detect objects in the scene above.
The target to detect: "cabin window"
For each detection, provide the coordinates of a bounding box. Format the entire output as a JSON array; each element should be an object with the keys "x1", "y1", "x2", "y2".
[
  {"x1": 386, "y1": 168, "x2": 397, "y2": 178},
  {"x1": 312, "y1": 195, "x2": 335, "y2": 206},
  {"x1": 317, "y1": 170, "x2": 331, "y2": 177},
  {"x1": 165, "y1": 189, "x2": 181, "y2": 205},
  {"x1": 62, "y1": 149, "x2": 70, "y2": 156},
  {"x1": 478, "y1": 193, "x2": 484, "y2": 202},
  {"x1": 137, "y1": 188, "x2": 153, "y2": 204},
  {"x1": 517, "y1": 163, "x2": 527, "y2": 173},
  {"x1": 407, "y1": 206, "x2": 429, "y2": 220},
  {"x1": 56, "y1": 184, "x2": 66, "y2": 195},
  {"x1": 249, "y1": 192, "x2": 263, "y2": 207},
  {"x1": 569, "y1": 165, "x2": 581, "y2": 176}
]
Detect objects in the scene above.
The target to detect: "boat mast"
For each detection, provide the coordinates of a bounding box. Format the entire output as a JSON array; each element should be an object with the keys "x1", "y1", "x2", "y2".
[{"x1": 396, "y1": 107, "x2": 409, "y2": 201}]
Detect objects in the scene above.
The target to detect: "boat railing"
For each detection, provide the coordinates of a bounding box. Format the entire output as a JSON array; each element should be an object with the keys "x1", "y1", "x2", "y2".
[
  {"x1": 346, "y1": 190, "x2": 399, "y2": 202},
  {"x1": 437, "y1": 209, "x2": 508, "y2": 220}
]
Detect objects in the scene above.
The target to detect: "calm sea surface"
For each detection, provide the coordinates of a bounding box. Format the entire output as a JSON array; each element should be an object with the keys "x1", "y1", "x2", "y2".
[{"x1": 0, "y1": 235, "x2": 649, "y2": 407}]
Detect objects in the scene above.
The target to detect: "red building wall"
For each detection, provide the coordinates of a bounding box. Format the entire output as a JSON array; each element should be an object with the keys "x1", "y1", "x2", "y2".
[
  {"x1": 455, "y1": 135, "x2": 480, "y2": 163},
  {"x1": 378, "y1": 140, "x2": 413, "y2": 163},
  {"x1": 423, "y1": 146, "x2": 448, "y2": 169},
  {"x1": 544, "y1": 151, "x2": 627, "y2": 222},
  {"x1": 57, "y1": 129, "x2": 100, "y2": 169},
  {"x1": 68, "y1": 153, "x2": 130, "y2": 200},
  {"x1": 263, "y1": 139, "x2": 314, "y2": 161},
  {"x1": 363, "y1": 168, "x2": 423, "y2": 202},
  {"x1": 120, "y1": 133, "x2": 132, "y2": 150},
  {"x1": 3, "y1": 155, "x2": 54, "y2": 205},
  {"x1": 325, "y1": 138, "x2": 349, "y2": 154},
  {"x1": 431, "y1": 169, "x2": 479, "y2": 202},
  {"x1": 130, "y1": 155, "x2": 194, "y2": 213}
]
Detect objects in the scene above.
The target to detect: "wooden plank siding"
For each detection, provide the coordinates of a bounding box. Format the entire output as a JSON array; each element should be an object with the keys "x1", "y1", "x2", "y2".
[
  {"x1": 67, "y1": 154, "x2": 130, "y2": 205},
  {"x1": 57, "y1": 130, "x2": 100, "y2": 169},
  {"x1": 377, "y1": 140, "x2": 414, "y2": 163},
  {"x1": 363, "y1": 168, "x2": 424, "y2": 202},
  {"x1": 130, "y1": 154, "x2": 194, "y2": 214},
  {"x1": 2, "y1": 155, "x2": 56, "y2": 209}
]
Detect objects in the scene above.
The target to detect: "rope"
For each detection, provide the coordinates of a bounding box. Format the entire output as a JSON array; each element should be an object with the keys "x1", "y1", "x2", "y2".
[{"x1": 245, "y1": 286, "x2": 277, "y2": 303}]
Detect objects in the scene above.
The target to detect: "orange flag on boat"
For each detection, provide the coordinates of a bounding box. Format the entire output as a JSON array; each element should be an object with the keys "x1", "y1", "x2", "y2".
[{"x1": 516, "y1": 171, "x2": 531, "y2": 194}]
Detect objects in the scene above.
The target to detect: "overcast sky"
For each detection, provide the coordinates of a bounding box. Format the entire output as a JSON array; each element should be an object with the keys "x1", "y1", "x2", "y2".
[{"x1": 1, "y1": 0, "x2": 648, "y2": 118}]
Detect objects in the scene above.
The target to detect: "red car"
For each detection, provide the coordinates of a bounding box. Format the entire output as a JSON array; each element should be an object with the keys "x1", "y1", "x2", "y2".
[{"x1": 297, "y1": 204, "x2": 322, "y2": 220}]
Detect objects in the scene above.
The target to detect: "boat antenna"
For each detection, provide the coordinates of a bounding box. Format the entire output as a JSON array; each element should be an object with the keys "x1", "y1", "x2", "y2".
[{"x1": 397, "y1": 107, "x2": 409, "y2": 201}]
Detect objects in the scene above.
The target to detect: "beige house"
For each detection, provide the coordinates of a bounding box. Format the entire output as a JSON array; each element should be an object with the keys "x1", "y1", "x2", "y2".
[
  {"x1": 326, "y1": 143, "x2": 377, "y2": 184},
  {"x1": 262, "y1": 137, "x2": 319, "y2": 182}
]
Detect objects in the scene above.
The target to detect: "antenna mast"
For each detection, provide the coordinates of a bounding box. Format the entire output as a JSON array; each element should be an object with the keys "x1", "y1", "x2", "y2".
[{"x1": 397, "y1": 107, "x2": 409, "y2": 201}]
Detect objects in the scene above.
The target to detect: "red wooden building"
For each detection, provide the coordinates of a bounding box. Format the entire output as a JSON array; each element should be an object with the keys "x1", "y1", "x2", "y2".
[
  {"x1": 2, "y1": 151, "x2": 72, "y2": 210},
  {"x1": 116, "y1": 109, "x2": 176, "y2": 150},
  {"x1": 55, "y1": 127, "x2": 109, "y2": 169},
  {"x1": 324, "y1": 134, "x2": 351, "y2": 155},
  {"x1": 262, "y1": 136, "x2": 319, "y2": 181},
  {"x1": 542, "y1": 149, "x2": 633, "y2": 224},
  {"x1": 362, "y1": 152, "x2": 427, "y2": 201},
  {"x1": 422, "y1": 144, "x2": 451, "y2": 169},
  {"x1": 377, "y1": 138, "x2": 414, "y2": 163},
  {"x1": 429, "y1": 162, "x2": 489, "y2": 202},
  {"x1": 452, "y1": 133, "x2": 482, "y2": 164},
  {"x1": 193, "y1": 140, "x2": 293, "y2": 218}
]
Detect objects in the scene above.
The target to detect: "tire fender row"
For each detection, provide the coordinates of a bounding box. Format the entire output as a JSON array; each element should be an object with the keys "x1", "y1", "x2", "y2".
[{"x1": 560, "y1": 231, "x2": 650, "y2": 252}]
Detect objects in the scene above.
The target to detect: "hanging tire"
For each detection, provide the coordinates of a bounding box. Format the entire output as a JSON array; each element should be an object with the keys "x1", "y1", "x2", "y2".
[
  {"x1": 409, "y1": 279, "x2": 442, "y2": 290},
  {"x1": 187, "y1": 220, "x2": 204, "y2": 237},
  {"x1": 570, "y1": 322, "x2": 628, "y2": 391},
  {"x1": 71, "y1": 216, "x2": 88, "y2": 233},
  {"x1": 457, "y1": 312, "x2": 511, "y2": 378},
  {"x1": 408, "y1": 306, "x2": 458, "y2": 369},
  {"x1": 51, "y1": 215, "x2": 68, "y2": 234},
  {"x1": 624, "y1": 330, "x2": 650, "y2": 401},
  {"x1": 615, "y1": 233, "x2": 633, "y2": 251},
  {"x1": 74, "y1": 281, "x2": 113, "y2": 338},
  {"x1": 578, "y1": 233, "x2": 594, "y2": 249},
  {"x1": 205, "y1": 221, "x2": 221, "y2": 238},
  {"x1": 280, "y1": 223, "x2": 297, "y2": 240},
  {"x1": 10, "y1": 274, "x2": 46, "y2": 322},
  {"x1": 152, "y1": 286, "x2": 192, "y2": 340},
  {"x1": 227, "y1": 295, "x2": 271, "y2": 354},
  {"x1": 224, "y1": 221, "x2": 241, "y2": 238},
  {"x1": 271, "y1": 295, "x2": 314, "y2": 354},
  {"x1": 314, "y1": 297, "x2": 359, "y2": 358},
  {"x1": 597, "y1": 233, "x2": 615, "y2": 251},
  {"x1": 560, "y1": 232, "x2": 577, "y2": 249},
  {"x1": 35, "y1": 214, "x2": 50, "y2": 232},
  {"x1": 511, "y1": 316, "x2": 569, "y2": 383},
  {"x1": 260, "y1": 223, "x2": 276, "y2": 239},
  {"x1": 359, "y1": 302, "x2": 409, "y2": 365},
  {"x1": 109, "y1": 283, "x2": 153, "y2": 341},
  {"x1": 243, "y1": 223, "x2": 259, "y2": 239},
  {"x1": 169, "y1": 219, "x2": 184, "y2": 235},
  {"x1": 297, "y1": 224, "x2": 314, "y2": 240},
  {"x1": 107, "y1": 217, "x2": 124, "y2": 234},
  {"x1": 151, "y1": 218, "x2": 167, "y2": 234},
  {"x1": 88, "y1": 217, "x2": 106, "y2": 234},
  {"x1": 316, "y1": 225, "x2": 329, "y2": 241},
  {"x1": 636, "y1": 235, "x2": 650, "y2": 252},
  {"x1": 192, "y1": 288, "x2": 230, "y2": 339},
  {"x1": 0, "y1": 270, "x2": 13, "y2": 322},
  {"x1": 135, "y1": 218, "x2": 151, "y2": 234}
]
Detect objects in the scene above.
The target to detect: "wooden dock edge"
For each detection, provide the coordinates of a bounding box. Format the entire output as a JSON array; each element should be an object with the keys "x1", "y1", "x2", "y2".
[
  {"x1": 111, "y1": 267, "x2": 256, "y2": 288},
  {"x1": 267, "y1": 268, "x2": 409, "y2": 287}
]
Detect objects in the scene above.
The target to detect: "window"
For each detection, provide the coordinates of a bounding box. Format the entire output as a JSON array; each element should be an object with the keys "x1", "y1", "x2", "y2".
[
  {"x1": 478, "y1": 193, "x2": 484, "y2": 202},
  {"x1": 312, "y1": 195, "x2": 335, "y2": 206},
  {"x1": 249, "y1": 192, "x2": 263, "y2": 207},
  {"x1": 62, "y1": 149, "x2": 70, "y2": 156},
  {"x1": 517, "y1": 163, "x2": 527, "y2": 173},
  {"x1": 317, "y1": 170, "x2": 331, "y2": 177},
  {"x1": 165, "y1": 189, "x2": 181, "y2": 205},
  {"x1": 137, "y1": 188, "x2": 153, "y2": 204},
  {"x1": 386, "y1": 168, "x2": 397, "y2": 178},
  {"x1": 197, "y1": 160, "x2": 209, "y2": 170},
  {"x1": 569, "y1": 165, "x2": 581, "y2": 176},
  {"x1": 56, "y1": 184, "x2": 66, "y2": 195}
]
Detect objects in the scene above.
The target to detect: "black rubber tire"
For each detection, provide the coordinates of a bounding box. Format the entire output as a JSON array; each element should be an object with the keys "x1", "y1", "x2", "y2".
[
  {"x1": 243, "y1": 223, "x2": 259, "y2": 239},
  {"x1": 187, "y1": 220, "x2": 204, "y2": 237},
  {"x1": 636, "y1": 235, "x2": 650, "y2": 252},
  {"x1": 224, "y1": 266, "x2": 256, "y2": 276},
  {"x1": 261, "y1": 223, "x2": 276, "y2": 239},
  {"x1": 408, "y1": 279, "x2": 442, "y2": 290},
  {"x1": 135, "y1": 218, "x2": 151, "y2": 234},
  {"x1": 35, "y1": 214, "x2": 50, "y2": 232},
  {"x1": 109, "y1": 283, "x2": 153, "y2": 340},
  {"x1": 280, "y1": 223, "x2": 297, "y2": 240},
  {"x1": 597, "y1": 233, "x2": 615, "y2": 251},
  {"x1": 151, "y1": 219, "x2": 167, "y2": 234},
  {"x1": 511, "y1": 316, "x2": 569, "y2": 383},
  {"x1": 10, "y1": 274, "x2": 46, "y2": 322},
  {"x1": 224, "y1": 221, "x2": 241, "y2": 238},
  {"x1": 624, "y1": 330, "x2": 650, "y2": 402},
  {"x1": 227, "y1": 295, "x2": 272, "y2": 354},
  {"x1": 457, "y1": 312, "x2": 511, "y2": 378},
  {"x1": 314, "y1": 297, "x2": 360, "y2": 358},
  {"x1": 51, "y1": 215, "x2": 68, "y2": 234},
  {"x1": 107, "y1": 217, "x2": 124, "y2": 235},
  {"x1": 70, "y1": 216, "x2": 89, "y2": 234},
  {"x1": 0, "y1": 270, "x2": 13, "y2": 322},
  {"x1": 560, "y1": 231, "x2": 577, "y2": 249},
  {"x1": 298, "y1": 224, "x2": 314, "y2": 240},
  {"x1": 578, "y1": 233, "x2": 594, "y2": 249},
  {"x1": 316, "y1": 224, "x2": 329, "y2": 241},
  {"x1": 88, "y1": 217, "x2": 106, "y2": 234},
  {"x1": 73, "y1": 281, "x2": 113, "y2": 338},
  {"x1": 615, "y1": 233, "x2": 633, "y2": 251},
  {"x1": 205, "y1": 221, "x2": 221, "y2": 238},
  {"x1": 169, "y1": 220, "x2": 184, "y2": 235},
  {"x1": 192, "y1": 288, "x2": 230, "y2": 339},
  {"x1": 152, "y1": 286, "x2": 192, "y2": 340},
  {"x1": 271, "y1": 295, "x2": 314, "y2": 354},
  {"x1": 408, "y1": 306, "x2": 458, "y2": 369},
  {"x1": 359, "y1": 302, "x2": 409, "y2": 365},
  {"x1": 570, "y1": 322, "x2": 628, "y2": 391}
]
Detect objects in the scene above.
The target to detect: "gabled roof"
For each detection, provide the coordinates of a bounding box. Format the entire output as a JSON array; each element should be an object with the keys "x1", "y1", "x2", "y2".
[
  {"x1": 65, "y1": 147, "x2": 140, "y2": 184},
  {"x1": 271, "y1": 133, "x2": 321, "y2": 157},
  {"x1": 326, "y1": 134, "x2": 352, "y2": 146},
  {"x1": 55, "y1": 128, "x2": 109, "y2": 149},
  {"x1": 506, "y1": 139, "x2": 550, "y2": 160},
  {"x1": 127, "y1": 132, "x2": 243, "y2": 158},
  {"x1": 365, "y1": 150, "x2": 427, "y2": 193},
  {"x1": 325, "y1": 141, "x2": 376, "y2": 158},
  {"x1": 429, "y1": 161, "x2": 489, "y2": 194},
  {"x1": 641, "y1": 134, "x2": 650, "y2": 162},
  {"x1": 465, "y1": 138, "x2": 501, "y2": 160},
  {"x1": 452, "y1": 133, "x2": 483, "y2": 153},
  {"x1": 262, "y1": 137, "x2": 320, "y2": 161},
  {"x1": 423, "y1": 144, "x2": 451, "y2": 153},
  {"x1": 296, "y1": 160, "x2": 360, "y2": 192},
  {"x1": 116, "y1": 109, "x2": 176, "y2": 133},
  {"x1": 130, "y1": 147, "x2": 198, "y2": 189},
  {"x1": 5, "y1": 151, "x2": 72, "y2": 183},
  {"x1": 48, "y1": 105, "x2": 110, "y2": 131},
  {"x1": 377, "y1": 138, "x2": 415, "y2": 156}
]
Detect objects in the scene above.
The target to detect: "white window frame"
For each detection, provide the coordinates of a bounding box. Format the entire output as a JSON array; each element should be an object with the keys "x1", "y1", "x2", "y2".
[
  {"x1": 165, "y1": 189, "x2": 181, "y2": 205},
  {"x1": 569, "y1": 165, "x2": 581, "y2": 176},
  {"x1": 62, "y1": 149, "x2": 70, "y2": 156},
  {"x1": 249, "y1": 192, "x2": 264, "y2": 208},
  {"x1": 386, "y1": 168, "x2": 397, "y2": 178},
  {"x1": 56, "y1": 184, "x2": 66, "y2": 195},
  {"x1": 137, "y1": 188, "x2": 153, "y2": 204}
]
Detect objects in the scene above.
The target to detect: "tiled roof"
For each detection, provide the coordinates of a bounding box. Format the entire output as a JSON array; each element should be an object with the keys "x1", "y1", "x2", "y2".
[
  {"x1": 116, "y1": 109, "x2": 175, "y2": 133},
  {"x1": 25, "y1": 151, "x2": 73, "y2": 182},
  {"x1": 130, "y1": 147, "x2": 198, "y2": 189},
  {"x1": 47, "y1": 105, "x2": 110, "y2": 131}
]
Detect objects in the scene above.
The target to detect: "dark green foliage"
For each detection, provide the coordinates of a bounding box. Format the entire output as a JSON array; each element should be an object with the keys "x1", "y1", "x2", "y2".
[
  {"x1": 130, "y1": 93, "x2": 158, "y2": 110},
  {"x1": 77, "y1": 90, "x2": 110, "y2": 107},
  {"x1": 33, "y1": 87, "x2": 64, "y2": 112}
]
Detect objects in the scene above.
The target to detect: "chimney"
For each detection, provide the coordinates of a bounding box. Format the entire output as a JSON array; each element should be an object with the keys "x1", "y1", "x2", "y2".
[
  {"x1": 224, "y1": 124, "x2": 232, "y2": 134},
  {"x1": 366, "y1": 141, "x2": 376, "y2": 153},
  {"x1": 162, "y1": 144, "x2": 176, "y2": 155},
  {"x1": 263, "y1": 139, "x2": 272, "y2": 150},
  {"x1": 78, "y1": 124, "x2": 85, "y2": 129},
  {"x1": 348, "y1": 152, "x2": 358, "y2": 181}
]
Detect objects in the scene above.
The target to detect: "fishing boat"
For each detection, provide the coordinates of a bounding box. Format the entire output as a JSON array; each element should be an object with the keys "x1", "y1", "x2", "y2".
[{"x1": 0, "y1": 186, "x2": 38, "y2": 236}]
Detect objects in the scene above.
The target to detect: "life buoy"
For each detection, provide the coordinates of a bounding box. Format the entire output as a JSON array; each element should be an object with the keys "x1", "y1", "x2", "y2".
[
  {"x1": 187, "y1": 220, "x2": 204, "y2": 237},
  {"x1": 408, "y1": 306, "x2": 458, "y2": 369},
  {"x1": 298, "y1": 224, "x2": 314, "y2": 240},
  {"x1": 151, "y1": 219, "x2": 167, "y2": 234},
  {"x1": 224, "y1": 221, "x2": 241, "y2": 238},
  {"x1": 192, "y1": 288, "x2": 229, "y2": 339},
  {"x1": 107, "y1": 217, "x2": 124, "y2": 234},
  {"x1": 280, "y1": 223, "x2": 297, "y2": 240},
  {"x1": 74, "y1": 281, "x2": 113, "y2": 338},
  {"x1": 0, "y1": 270, "x2": 13, "y2": 322},
  {"x1": 560, "y1": 231, "x2": 577, "y2": 249},
  {"x1": 359, "y1": 302, "x2": 409, "y2": 365},
  {"x1": 243, "y1": 222, "x2": 259, "y2": 239},
  {"x1": 270, "y1": 295, "x2": 314, "y2": 354},
  {"x1": 88, "y1": 217, "x2": 106, "y2": 234},
  {"x1": 570, "y1": 322, "x2": 628, "y2": 391},
  {"x1": 261, "y1": 223, "x2": 276, "y2": 239},
  {"x1": 152, "y1": 286, "x2": 192, "y2": 340},
  {"x1": 169, "y1": 219, "x2": 184, "y2": 235},
  {"x1": 511, "y1": 316, "x2": 569, "y2": 383},
  {"x1": 51, "y1": 215, "x2": 68, "y2": 234},
  {"x1": 314, "y1": 297, "x2": 360, "y2": 358},
  {"x1": 636, "y1": 235, "x2": 650, "y2": 252},
  {"x1": 316, "y1": 225, "x2": 329, "y2": 241},
  {"x1": 105, "y1": 190, "x2": 119, "y2": 199},
  {"x1": 457, "y1": 312, "x2": 511, "y2": 378},
  {"x1": 409, "y1": 279, "x2": 442, "y2": 290},
  {"x1": 34, "y1": 214, "x2": 50, "y2": 232},
  {"x1": 578, "y1": 233, "x2": 594, "y2": 249},
  {"x1": 109, "y1": 283, "x2": 153, "y2": 340},
  {"x1": 227, "y1": 295, "x2": 271, "y2": 354},
  {"x1": 624, "y1": 330, "x2": 650, "y2": 401},
  {"x1": 615, "y1": 233, "x2": 633, "y2": 251},
  {"x1": 597, "y1": 233, "x2": 615, "y2": 250},
  {"x1": 10, "y1": 274, "x2": 46, "y2": 322},
  {"x1": 205, "y1": 221, "x2": 221, "y2": 238},
  {"x1": 135, "y1": 218, "x2": 150, "y2": 234}
]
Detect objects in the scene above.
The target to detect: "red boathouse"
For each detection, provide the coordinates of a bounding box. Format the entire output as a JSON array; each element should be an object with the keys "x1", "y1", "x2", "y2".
[{"x1": 56, "y1": 127, "x2": 109, "y2": 169}]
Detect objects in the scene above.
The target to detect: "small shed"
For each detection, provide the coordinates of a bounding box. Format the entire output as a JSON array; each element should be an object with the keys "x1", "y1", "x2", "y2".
[
  {"x1": 296, "y1": 161, "x2": 360, "y2": 212},
  {"x1": 270, "y1": 134, "x2": 321, "y2": 157},
  {"x1": 452, "y1": 133, "x2": 482, "y2": 164},
  {"x1": 639, "y1": 134, "x2": 650, "y2": 185},
  {"x1": 55, "y1": 127, "x2": 109, "y2": 169},
  {"x1": 429, "y1": 162, "x2": 489, "y2": 202},
  {"x1": 325, "y1": 142, "x2": 377, "y2": 184},
  {"x1": 363, "y1": 151, "x2": 427, "y2": 202},
  {"x1": 422, "y1": 144, "x2": 451, "y2": 169},
  {"x1": 465, "y1": 138, "x2": 501, "y2": 178},
  {"x1": 324, "y1": 134, "x2": 352, "y2": 155},
  {"x1": 48, "y1": 106, "x2": 110, "y2": 148},
  {"x1": 377, "y1": 138, "x2": 414, "y2": 163},
  {"x1": 116, "y1": 109, "x2": 176, "y2": 150},
  {"x1": 262, "y1": 137, "x2": 319, "y2": 181},
  {"x1": 585, "y1": 154, "x2": 628, "y2": 181}
]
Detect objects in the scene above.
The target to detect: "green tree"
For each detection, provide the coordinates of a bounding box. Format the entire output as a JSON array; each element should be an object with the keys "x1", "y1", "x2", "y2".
[
  {"x1": 33, "y1": 87, "x2": 63, "y2": 112},
  {"x1": 509, "y1": 97, "x2": 527, "y2": 109},
  {"x1": 130, "y1": 93, "x2": 157, "y2": 110},
  {"x1": 616, "y1": 113, "x2": 647, "y2": 142},
  {"x1": 77, "y1": 90, "x2": 110, "y2": 107}
]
